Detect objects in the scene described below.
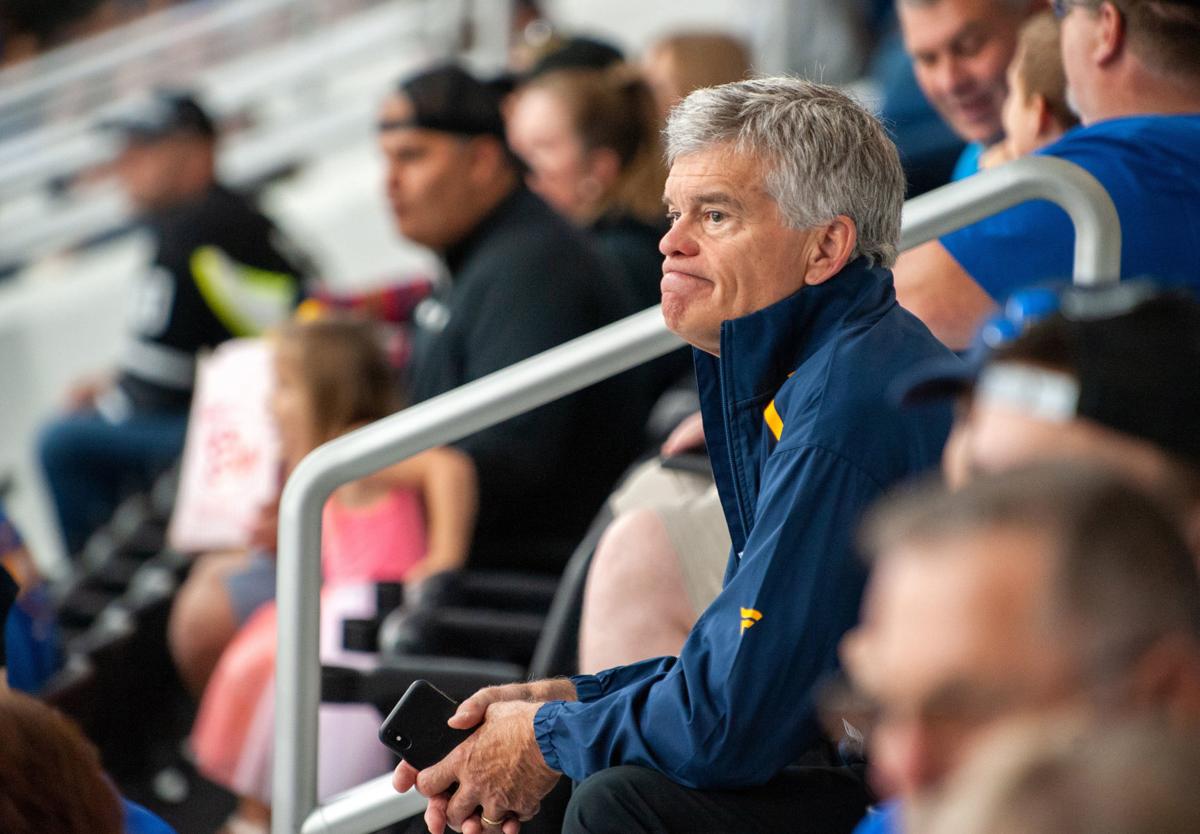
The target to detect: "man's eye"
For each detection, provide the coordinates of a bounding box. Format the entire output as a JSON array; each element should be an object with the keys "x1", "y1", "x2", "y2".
[
  {"x1": 666, "y1": 212, "x2": 680, "y2": 226},
  {"x1": 953, "y1": 35, "x2": 985, "y2": 57},
  {"x1": 706, "y1": 211, "x2": 725, "y2": 223}
]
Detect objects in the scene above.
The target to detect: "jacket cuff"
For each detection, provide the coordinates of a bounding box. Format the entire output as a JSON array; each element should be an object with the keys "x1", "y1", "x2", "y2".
[
  {"x1": 533, "y1": 701, "x2": 566, "y2": 773},
  {"x1": 569, "y1": 674, "x2": 604, "y2": 703}
]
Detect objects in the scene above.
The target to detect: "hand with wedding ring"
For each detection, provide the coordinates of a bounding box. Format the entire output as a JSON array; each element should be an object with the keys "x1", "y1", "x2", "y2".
[{"x1": 393, "y1": 680, "x2": 576, "y2": 834}]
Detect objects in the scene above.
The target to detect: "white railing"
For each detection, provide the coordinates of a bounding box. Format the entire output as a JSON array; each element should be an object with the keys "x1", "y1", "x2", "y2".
[{"x1": 272, "y1": 156, "x2": 1123, "y2": 834}]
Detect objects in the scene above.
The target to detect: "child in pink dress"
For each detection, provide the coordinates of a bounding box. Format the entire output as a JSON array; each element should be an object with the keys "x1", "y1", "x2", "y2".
[{"x1": 191, "y1": 317, "x2": 477, "y2": 834}]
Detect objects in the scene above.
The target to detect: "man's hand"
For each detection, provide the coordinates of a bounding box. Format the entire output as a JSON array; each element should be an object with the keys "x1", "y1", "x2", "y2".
[
  {"x1": 392, "y1": 680, "x2": 576, "y2": 833},
  {"x1": 396, "y1": 701, "x2": 561, "y2": 834},
  {"x1": 448, "y1": 679, "x2": 578, "y2": 731},
  {"x1": 64, "y1": 373, "x2": 113, "y2": 412}
]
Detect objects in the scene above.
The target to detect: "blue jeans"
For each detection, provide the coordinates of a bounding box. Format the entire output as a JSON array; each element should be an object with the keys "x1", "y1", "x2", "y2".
[{"x1": 38, "y1": 408, "x2": 188, "y2": 556}]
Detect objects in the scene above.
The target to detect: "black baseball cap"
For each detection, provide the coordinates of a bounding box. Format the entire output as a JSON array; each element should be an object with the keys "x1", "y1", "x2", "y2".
[
  {"x1": 102, "y1": 90, "x2": 216, "y2": 142},
  {"x1": 383, "y1": 63, "x2": 506, "y2": 138},
  {"x1": 525, "y1": 35, "x2": 623, "y2": 80},
  {"x1": 901, "y1": 284, "x2": 1200, "y2": 465}
]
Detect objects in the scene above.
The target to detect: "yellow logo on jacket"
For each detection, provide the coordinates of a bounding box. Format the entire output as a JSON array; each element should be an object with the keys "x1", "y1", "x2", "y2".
[{"x1": 740, "y1": 608, "x2": 763, "y2": 633}]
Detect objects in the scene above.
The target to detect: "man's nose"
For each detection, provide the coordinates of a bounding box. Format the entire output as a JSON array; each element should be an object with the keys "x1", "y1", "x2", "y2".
[
  {"x1": 938, "y1": 56, "x2": 974, "y2": 98},
  {"x1": 659, "y1": 218, "x2": 698, "y2": 258}
]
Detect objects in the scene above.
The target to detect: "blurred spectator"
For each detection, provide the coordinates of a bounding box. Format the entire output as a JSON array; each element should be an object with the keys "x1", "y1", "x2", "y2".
[
  {"x1": 381, "y1": 63, "x2": 648, "y2": 572},
  {"x1": 841, "y1": 464, "x2": 1200, "y2": 834},
  {"x1": 0, "y1": 686, "x2": 176, "y2": 833},
  {"x1": 507, "y1": 66, "x2": 667, "y2": 309},
  {"x1": 169, "y1": 317, "x2": 476, "y2": 696},
  {"x1": 507, "y1": 0, "x2": 557, "y2": 74},
  {"x1": 394, "y1": 77, "x2": 954, "y2": 834},
  {"x1": 982, "y1": 11, "x2": 1079, "y2": 166},
  {"x1": 894, "y1": 0, "x2": 1200, "y2": 348},
  {"x1": 904, "y1": 284, "x2": 1200, "y2": 554},
  {"x1": 0, "y1": 505, "x2": 59, "y2": 693},
  {"x1": 37, "y1": 91, "x2": 305, "y2": 556},
  {"x1": 895, "y1": 0, "x2": 1040, "y2": 180},
  {"x1": 641, "y1": 32, "x2": 751, "y2": 119},
  {"x1": 525, "y1": 35, "x2": 624, "y2": 80},
  {"x1": 921, "y1": 717, "x2": 1200, "y2": 834}
]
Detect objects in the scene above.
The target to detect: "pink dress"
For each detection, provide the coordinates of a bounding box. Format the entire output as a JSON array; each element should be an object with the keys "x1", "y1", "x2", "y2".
[{"x1": 192, "y1": 487, "x2": 427, "y2": 802}]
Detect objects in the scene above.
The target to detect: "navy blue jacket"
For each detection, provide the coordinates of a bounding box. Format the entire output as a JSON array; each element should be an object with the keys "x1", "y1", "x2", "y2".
[{"x1": 533, "y1": 259, "x2": 956, "y2": 788}]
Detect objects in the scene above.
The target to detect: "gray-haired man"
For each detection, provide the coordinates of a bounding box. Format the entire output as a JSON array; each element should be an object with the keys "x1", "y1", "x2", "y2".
[{"x1": 393, "y1": 77, "x2": 956, "y2": 834}]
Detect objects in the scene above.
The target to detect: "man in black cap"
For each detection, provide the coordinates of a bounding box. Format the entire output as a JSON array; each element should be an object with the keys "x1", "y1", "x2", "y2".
[
  {"x1": 379, "y1": 63, "x2": 646, "y2": 571},
  {"x1": 38, "y1": 90, "x2": 306, "y2": 557}
]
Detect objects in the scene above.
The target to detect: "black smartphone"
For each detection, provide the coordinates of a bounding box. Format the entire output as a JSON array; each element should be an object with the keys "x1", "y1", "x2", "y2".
[{"x1": 379, "y1": 680, "x2": 475, "y2": 770}]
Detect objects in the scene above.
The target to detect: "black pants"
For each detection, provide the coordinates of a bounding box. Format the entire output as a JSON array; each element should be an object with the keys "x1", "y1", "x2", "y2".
[{"x1": 562, "y1": 764, "x2": 871, "y2": 834}]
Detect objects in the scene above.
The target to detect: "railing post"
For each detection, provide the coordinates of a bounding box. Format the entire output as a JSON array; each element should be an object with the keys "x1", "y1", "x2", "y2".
[
  {"x1": 901, "y1": 155, "x2": 1122, "y2": 285},
  {"x1": 274, "y1": 156, "x2": 1122, "y2": 833}
]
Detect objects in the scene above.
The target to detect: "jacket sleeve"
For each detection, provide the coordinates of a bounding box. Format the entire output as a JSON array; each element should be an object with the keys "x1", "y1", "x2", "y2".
[
  {"x1": 569, "y1": 656, "x2": 677, "y2": 702},
  {"x1": 534, "y1": 445, "x2": 880, "y2": 788}
]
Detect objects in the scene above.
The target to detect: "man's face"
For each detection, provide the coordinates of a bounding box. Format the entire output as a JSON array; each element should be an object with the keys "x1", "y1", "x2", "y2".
[
  {"x1": 899, "y1": 0, "x2": 1029, "y2": 144},
  {"x1": 507, "y1": 87, "x2": 593, "y2": 222},
  {"x1": 660, "y1": 144, "x2": 816, "y2": 355},
  {"x1": 115, "y1": 136, "x2": 197, "y2": 211},
  {"x1": 843, "y1": 529, "x2": 1076, "y2": 801},
  {"x1": 946, "y1": 380, "x2": 1173, "y2": 490},
  {"x1": 378, "y1": 94, "x2": 486, "y2": 251}
]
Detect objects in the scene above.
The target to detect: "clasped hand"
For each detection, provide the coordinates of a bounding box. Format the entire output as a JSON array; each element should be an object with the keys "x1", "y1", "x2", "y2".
[{"x1": 393, "y1": 681, "x2": 575, "y2": 833}]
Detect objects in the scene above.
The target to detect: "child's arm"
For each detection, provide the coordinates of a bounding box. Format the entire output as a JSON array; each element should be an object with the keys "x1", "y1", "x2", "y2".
[{"x1": 371, "y1": 446, "x2": 478, "y2": 581}]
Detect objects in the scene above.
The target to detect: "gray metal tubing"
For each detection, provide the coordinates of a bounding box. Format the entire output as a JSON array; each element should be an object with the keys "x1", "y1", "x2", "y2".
[
  {"x1": 901, "y1": 155, "x2": 1121, "y2": 285},
  {"x1": 274, "y1": 155, "x2": 1122, "y2": 834},
  {"x1": 299, "y1": 778, "x2": 427, "y2": 834}
]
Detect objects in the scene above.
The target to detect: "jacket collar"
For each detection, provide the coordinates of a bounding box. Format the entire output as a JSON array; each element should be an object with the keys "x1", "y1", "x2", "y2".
[{"x1": 711, "y1": 257, "x2": 896, "y2": 404}]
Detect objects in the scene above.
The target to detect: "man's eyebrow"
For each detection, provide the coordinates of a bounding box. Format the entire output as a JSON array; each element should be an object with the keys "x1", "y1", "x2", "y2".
[{"x1": 663, "y1": 191, "x2": 745, "y2": 210}]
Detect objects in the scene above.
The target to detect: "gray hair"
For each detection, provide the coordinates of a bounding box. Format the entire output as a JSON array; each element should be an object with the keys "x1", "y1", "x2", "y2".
[{"x1": 664, "y1": 76, "x2": 905, "y2": 267}]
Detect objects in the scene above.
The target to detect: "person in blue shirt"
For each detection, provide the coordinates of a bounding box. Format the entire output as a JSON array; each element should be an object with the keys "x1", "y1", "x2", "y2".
[
  {"x1": 392, "y1": 77, "x2": 955, "y2": 834},
  {"x1": 846, "y1": 286, "x2": 1200, "y2": 834},
  {"x1": 895, "y1": 0, "x2": 1041, "y2": 183},
  {"x1": 894, "y1": 0, "x2": 1200, "y2": 349}
]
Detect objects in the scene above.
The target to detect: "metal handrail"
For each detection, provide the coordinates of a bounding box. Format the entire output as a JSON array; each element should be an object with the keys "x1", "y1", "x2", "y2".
[{"x1": 272, "y1": 156, "x2": 1122, "y2": 834}]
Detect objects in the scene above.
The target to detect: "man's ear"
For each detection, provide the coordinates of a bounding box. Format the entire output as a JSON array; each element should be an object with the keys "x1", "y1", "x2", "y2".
[
  {"x1": 1094, "y1": 0, "x2": 1126, "y2": 66},
  {"x1": 1127, "y1": 634, "x2": 1200, "y2": 723},
  {"x1": 466, "y1": 136, "x2": 507, "y2": 185},
  {"x1": 1032, "y1": 93, "x2": 1055, "y2": 140},
  {"x1": 803, "y1": 215, "x2": 858, "y2": 286}
]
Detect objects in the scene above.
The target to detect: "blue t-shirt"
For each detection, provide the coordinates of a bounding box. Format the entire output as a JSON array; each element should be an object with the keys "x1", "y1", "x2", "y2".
[
  {"x1": 942, "y1": 114, "x2": 1200, "y2": 300},
  {"x1": 951, "y1": 142, "x2": 985, "y2": 181},
  {"x1": 853, "y1": 800, "x2": 902, "y2": 834}
]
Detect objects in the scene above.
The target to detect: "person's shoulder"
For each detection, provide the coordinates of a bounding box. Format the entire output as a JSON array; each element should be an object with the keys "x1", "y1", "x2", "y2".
[
  {"x1": 1042, "y1": 114, "x2": 1200, "y2": 161},
  {"x1": 157, "y1": 184, "x2": 270, "y2": 245},
  {"x1": 465, "y1": 192, "x2": 620, "y2": 288}
]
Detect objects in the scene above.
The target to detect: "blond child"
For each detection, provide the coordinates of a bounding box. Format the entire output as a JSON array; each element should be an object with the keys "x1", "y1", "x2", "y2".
[
  {"x1": 189, "y1": 317, "x2": 477, "y2": 834},
  {"x1": 983, "y1": 11, "x2": 1081, "y2": 168}
]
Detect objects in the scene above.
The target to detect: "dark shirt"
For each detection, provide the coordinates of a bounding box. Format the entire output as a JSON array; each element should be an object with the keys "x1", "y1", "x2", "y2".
[
  {"x1": 114, "y1": 184, "x2": 304, "y2": 415},
  {"x1": 408, "y1": 187, "x2": 651, "y2": 572}
]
